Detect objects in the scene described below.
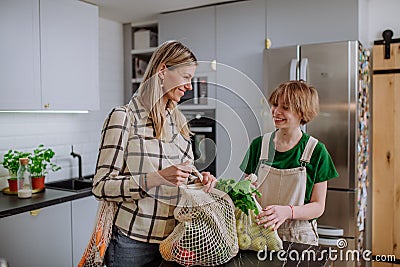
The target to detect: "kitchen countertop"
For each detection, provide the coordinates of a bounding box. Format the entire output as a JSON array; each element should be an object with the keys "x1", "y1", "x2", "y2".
[
  {"x1": 161, "y1": 241, "x2": 330, "y2": 267},
  {"x1": 0, "y1": 188, "x2": 92, "y2": 218},
  {"x1": 1, "y1": 189, "x2": 331, "y2": 267}
]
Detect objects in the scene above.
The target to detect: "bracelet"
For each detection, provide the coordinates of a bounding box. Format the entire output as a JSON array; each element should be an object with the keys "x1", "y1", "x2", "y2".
[{"x1": 289, "y1": 205, "x2": 294, "y2": 220}]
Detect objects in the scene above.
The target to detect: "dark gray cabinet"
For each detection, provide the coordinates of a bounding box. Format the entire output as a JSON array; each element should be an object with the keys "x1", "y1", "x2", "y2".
[
  {"x1": 214, "y1": 0, "x2": 267, "y2": 179},
  {"x1": 216, "y1": 0, "x2": 266, "y2": 90},
  {"x1": 159, "y1": 6, "x2": 216, "y2": 63},
  {"x1": 265, "y1": 0, "x2": 359, "y2": 47},
  {"x1": 159, "y1": 0, "x2": 268, "y2": 179}
]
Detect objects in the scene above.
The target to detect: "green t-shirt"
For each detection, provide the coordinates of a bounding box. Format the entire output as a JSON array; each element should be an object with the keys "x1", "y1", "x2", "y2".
[{"x1": 240, "y1": 131, "x2": 338, "y2": 204}]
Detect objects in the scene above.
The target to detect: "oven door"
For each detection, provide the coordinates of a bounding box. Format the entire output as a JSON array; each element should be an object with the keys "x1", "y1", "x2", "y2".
[
  {"x1": 183, "y1": 110, "x2": 216, "y2": 174},
  {"x1": 190, "y1": 125, "x2": 216, "y2": 175}
]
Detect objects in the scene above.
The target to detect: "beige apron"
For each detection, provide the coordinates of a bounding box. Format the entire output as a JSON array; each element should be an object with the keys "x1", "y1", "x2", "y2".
[{"x1": 256, "y1": 132, "x2": 319, "y2": 245}]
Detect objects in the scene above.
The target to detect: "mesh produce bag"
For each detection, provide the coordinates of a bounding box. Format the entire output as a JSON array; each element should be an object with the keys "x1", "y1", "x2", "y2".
[
  {"x1": 160, "y1": 183, "x2": 239, "y2": 266},
  {"x1": 235, "y1": 198, "x2": 283, "y2": 252},
  {"x1": 78, "y1": 201, "x2": 116, "y2": 267}
]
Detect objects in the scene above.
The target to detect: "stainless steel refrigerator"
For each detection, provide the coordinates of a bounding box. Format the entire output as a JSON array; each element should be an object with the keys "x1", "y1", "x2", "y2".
[{"x1": 264, "y1": 40, "x2": 371, "y2": 266}]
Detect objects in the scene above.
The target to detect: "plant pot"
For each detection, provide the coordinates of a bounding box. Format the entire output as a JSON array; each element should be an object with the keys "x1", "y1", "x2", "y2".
[
  {"x1": 7, "y1": 178, "x2": 18, "y2": 192},
  {"x1": 32, "y1": 176, "x2": 45, "y2": 190}
]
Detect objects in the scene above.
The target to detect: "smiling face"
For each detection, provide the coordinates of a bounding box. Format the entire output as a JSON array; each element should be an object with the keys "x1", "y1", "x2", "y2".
[
  {"x1": 270, "y1": 98, "x2": 302, "y2": 130},
  {"x1": 268, "y1": 81, "x2": 320, "y2": 127},
  {"x1": 161, "y1": 64, "x2": 196, "y2": 103}
]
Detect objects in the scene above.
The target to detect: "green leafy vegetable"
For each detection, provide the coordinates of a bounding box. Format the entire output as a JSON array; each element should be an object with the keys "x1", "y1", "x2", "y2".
[{"x1": 215, "y1": 179, "x2": 261, "y2": 216}]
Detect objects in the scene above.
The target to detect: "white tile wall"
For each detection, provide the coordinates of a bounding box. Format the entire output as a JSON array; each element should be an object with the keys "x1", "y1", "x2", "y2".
[{"x1": 0, "y1": 18, "x2": 124, "y2": 188}]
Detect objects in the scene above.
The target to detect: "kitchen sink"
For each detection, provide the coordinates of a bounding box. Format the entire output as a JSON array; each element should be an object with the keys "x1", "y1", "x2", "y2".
[{"x1": 45, "y1": 176, "x2": 94, "y2": 192}]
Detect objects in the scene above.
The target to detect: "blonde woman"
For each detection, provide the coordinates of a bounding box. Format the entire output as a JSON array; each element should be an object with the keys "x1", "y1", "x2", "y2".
[
  {"x1": 92, "y1": 41, "x2": 217, "y2": 267},
  {"x1": 240, "y1": 80, "x2": 338, "y2": 245}
]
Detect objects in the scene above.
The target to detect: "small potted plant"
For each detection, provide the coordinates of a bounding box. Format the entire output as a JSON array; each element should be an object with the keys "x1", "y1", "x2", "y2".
[
  {"x1": 1, "y1": 150, "x2": 31, "y2": 192},
  {"x1": 28, "y1": 144, "x2": 61, "y2": 190}
]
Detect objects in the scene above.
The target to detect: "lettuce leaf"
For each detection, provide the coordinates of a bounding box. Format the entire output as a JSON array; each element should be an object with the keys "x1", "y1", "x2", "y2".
[{"x1": 215, "y1": 179, "x2": 261, "y2": 215}]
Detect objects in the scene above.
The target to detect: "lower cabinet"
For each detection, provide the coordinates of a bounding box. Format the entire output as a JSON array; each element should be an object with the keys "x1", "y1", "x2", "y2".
[
  {"x1": 0, "y1": 196, "x2": 99, "y2": 267},
  {"x1": 72, "y1": 196, "x2": 98, "y2": 266},
  {"x1": 0, "y1": 202, "x2": 73, "y2": 267}
]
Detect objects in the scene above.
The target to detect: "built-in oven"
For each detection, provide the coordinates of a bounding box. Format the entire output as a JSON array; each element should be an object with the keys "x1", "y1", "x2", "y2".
[
  {"x1": 179, "y1": 76, "x2": 208, "y2": 105},
  {"x1": 182, "y1": 109, "x2": 216, "y2": 175}
]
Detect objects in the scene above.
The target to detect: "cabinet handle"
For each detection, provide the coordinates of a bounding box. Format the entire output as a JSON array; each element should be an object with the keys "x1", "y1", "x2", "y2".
[
  {"x1": 211, "y1": 60, "x2": 217, "y2": 71},
  {"x1": 30, "y1": 209, "x2": 41, "y2": 216},
  {"x1": 44, "y1": 103, "x2": 50, "y2": 109},
  {"x1": 265, "y1": 38, "x2": 272, "y2": 49}
]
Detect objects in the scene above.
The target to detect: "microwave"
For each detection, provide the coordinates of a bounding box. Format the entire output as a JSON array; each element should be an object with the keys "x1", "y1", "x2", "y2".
[{"x1": 179, "y1": 76, "x2": 208, "y2": 105}]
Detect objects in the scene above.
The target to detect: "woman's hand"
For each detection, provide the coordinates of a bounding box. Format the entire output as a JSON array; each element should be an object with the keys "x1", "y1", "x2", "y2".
[
  {"x1": 256, "y1": 205, "x2": 292, "y2": 230},
  {"x1": 200, "y1": 172, "x2": 217, "y2": 192},
  {"x1": 156, "y1": 161, "x2": 192, "y2": 187}
]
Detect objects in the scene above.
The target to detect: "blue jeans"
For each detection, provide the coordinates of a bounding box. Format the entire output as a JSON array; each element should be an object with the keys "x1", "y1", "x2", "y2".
[{"x1": 105, "y1": 226, "x2": 163, "y2": 267}]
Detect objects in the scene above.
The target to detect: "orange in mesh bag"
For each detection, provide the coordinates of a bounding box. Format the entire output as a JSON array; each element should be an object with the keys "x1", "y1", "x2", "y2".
[
  {"x1": 78, "y1": 201, "x2": 116, "y2": 267},
  {"x1": 160, "y1": 183, "x2": 239, "y2": 266}
]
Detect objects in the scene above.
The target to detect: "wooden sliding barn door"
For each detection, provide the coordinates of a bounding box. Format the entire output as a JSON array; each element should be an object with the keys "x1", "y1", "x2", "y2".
[{"x1": 372, "y1": 42, "x2": 400, "y2": 267}]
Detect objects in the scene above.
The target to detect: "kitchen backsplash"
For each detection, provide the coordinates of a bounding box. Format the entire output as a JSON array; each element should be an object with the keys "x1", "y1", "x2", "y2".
[{"x1": 0, "y1": 18, "x2": 124, "y2": 188}]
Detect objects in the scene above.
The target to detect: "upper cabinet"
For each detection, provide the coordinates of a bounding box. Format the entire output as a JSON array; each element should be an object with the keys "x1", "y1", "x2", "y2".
[
  {"x1": 159, "y1": 7, "x2": 217, "y2": 108},
  {"x1": 0, "y1": 0, "x2": 99, "y2": 111},
  {"x1": 266, "y1": 0, "x2": 359, "y2": 47},
  {"x1": 158, "y1": 0, "x2": 267, "y2": 178},
  {"x1": 40, "y1": 0, "x2": 99, "y2": 111},
  {"x1": 215, "y1": 0, "x2": 266, "y2": 107},
  {"x1": 0, "y1": 0, "x2": 41, "y2": 110},
  {"x1": 159, "y1": 6, "x2": 216, "y2": 64},
  {"x1": 159, "y1": 1, "x2": 266, "y2": 105}
]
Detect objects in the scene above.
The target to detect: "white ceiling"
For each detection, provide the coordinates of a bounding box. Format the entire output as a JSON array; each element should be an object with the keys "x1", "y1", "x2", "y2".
[{"x1": 83, "y1": 0, "x2": 235, "y2": 23}]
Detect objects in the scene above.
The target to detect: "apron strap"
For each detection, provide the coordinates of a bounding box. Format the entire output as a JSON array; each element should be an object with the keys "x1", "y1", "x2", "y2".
[
  {"x1": 259, "y1": 132, "x2": 318, "y2": 164},
  {"x1": 300, "y1": 136, "x2": 318, "y2": 164},
  {"x1": 259, "y1": 132, "x2": 274, "y2": 161}
]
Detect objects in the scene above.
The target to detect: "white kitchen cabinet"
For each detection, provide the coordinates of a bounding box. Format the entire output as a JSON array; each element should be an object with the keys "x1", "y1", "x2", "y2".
[
  {"x1": 265, "y1": 0, "x2": 359, "y2": 47},
  {"x1": 0, "y1": 0, "x2": 99, "y2": 111},
  {"x1": 71, "y1": 196, "x2": 98, "y2": 266},
  {"x1": 40, "y1": 0, "x2": 99, "y2": 111},
  {"x1": 0, "y1": 202, "x2": 72, "y2": 267},
  {"x1": 0, "y1": 0, "x2": 41, "y2": 110}
]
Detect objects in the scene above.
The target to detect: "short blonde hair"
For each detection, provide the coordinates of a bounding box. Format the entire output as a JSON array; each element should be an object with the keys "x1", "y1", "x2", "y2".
[{"x1": 268, "y1": 80, "x2": 319, "y2": 125}]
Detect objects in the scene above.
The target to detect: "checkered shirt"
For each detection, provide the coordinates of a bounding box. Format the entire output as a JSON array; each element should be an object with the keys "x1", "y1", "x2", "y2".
[{"x1": 92, "y1": 96, "x2": 193, "y2": 243}]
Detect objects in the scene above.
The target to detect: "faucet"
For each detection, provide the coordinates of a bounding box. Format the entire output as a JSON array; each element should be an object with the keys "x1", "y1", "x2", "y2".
[{"x1": 70, "y1": 145, "x2": 82, "y2": 180}]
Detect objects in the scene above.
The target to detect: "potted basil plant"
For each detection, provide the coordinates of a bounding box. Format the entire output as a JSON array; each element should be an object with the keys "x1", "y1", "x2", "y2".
[
  {"x1": 1, "y1": 150, "x2": 32, "y2": 192},
  {"x1": 28, "y1": 144, "x2": 61, "y2": 190}
]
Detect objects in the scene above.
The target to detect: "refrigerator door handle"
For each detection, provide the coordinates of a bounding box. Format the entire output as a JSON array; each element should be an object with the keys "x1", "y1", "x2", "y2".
[
  {"x1": 318, "y1": 237, "x2": 341, "y2": 247},
  {"x1": 300, "y1": 58, "x2": 309, "y2": 81},
  {"x1": 290, "y1": 59, "x2": 298, "y2": 80},
  {"x1": 193, "y1": 77, "x2": 198, "y2": 104},
  {"x1": 317, "y1": 227, "x2": 344, "y2": 237}
]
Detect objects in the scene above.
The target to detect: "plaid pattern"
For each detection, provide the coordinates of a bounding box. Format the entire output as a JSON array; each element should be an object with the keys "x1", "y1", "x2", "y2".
[{"x1": 92, "y1": 96, "x2": 193, "y2": 243}]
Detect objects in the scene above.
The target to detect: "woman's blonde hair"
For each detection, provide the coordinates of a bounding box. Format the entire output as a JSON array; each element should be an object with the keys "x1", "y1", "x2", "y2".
[
  {"x1": 137, "y1": 41, "x2": 197, "y2": 139},
  {"x1": 268, "y1": 80, "x2": 319, "y2": 125}
]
